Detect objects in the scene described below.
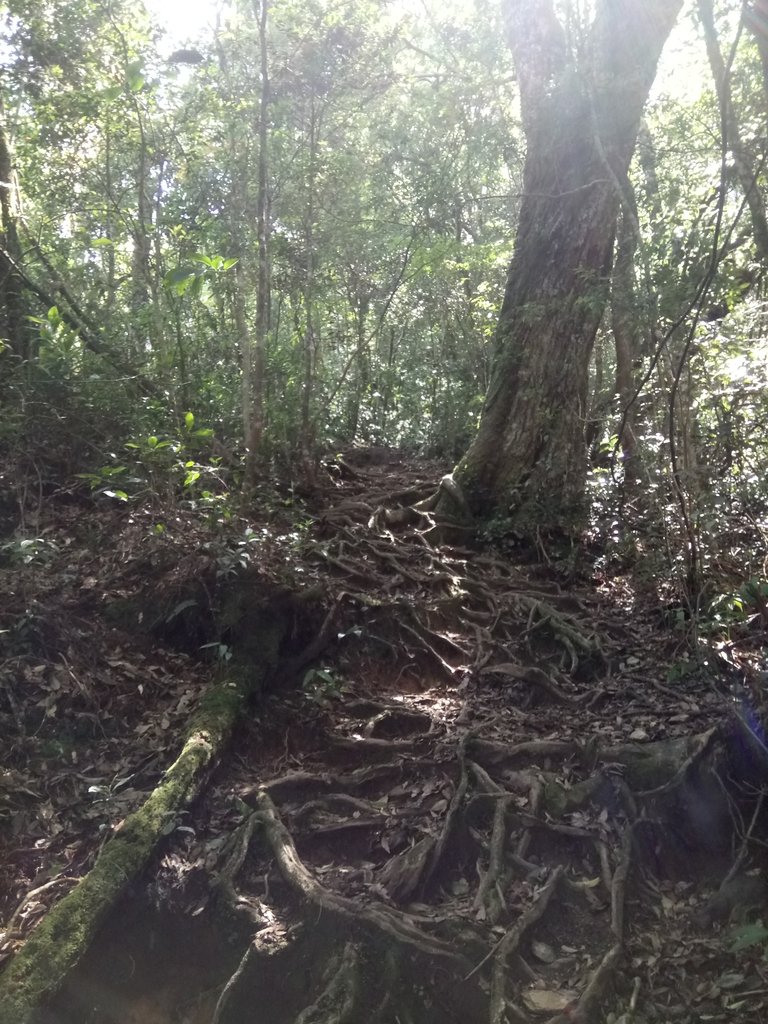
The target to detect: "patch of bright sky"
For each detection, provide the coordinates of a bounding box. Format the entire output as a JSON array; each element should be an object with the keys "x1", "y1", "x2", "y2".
[
  {"x1": 149, "y1": 0, "x2": 711, "y2": 104},
  {"x1": 148, "y1": 0, "x2": 222, "y2": 47},
  {"x1": 652, "y1": 2, "x2": 709, "y2": 104}
]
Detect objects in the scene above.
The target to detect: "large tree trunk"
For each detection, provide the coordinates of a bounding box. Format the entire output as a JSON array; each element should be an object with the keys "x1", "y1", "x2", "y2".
[{"x1": 453, "y1": 0, "x2": 683, "y2": 533}]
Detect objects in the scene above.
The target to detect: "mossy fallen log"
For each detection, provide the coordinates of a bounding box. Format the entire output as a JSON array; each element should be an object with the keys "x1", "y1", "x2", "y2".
[{"x1": 0, "y1": 627, "x2": 284, "y2": 1023}]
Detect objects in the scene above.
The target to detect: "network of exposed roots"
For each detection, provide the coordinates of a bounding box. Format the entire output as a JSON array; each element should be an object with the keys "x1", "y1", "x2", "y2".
[
  {"x1": 187, "y1": 449, "x2": 768, "y2": 1024},
  {"x1": 3, "y1": 448, "x2": 768, "y2": 1024}
]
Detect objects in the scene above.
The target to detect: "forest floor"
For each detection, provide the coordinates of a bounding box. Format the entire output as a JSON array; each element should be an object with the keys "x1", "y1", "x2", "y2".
[{"x1": 1, "y1": 448, "x2": 768, "y2": 1024}]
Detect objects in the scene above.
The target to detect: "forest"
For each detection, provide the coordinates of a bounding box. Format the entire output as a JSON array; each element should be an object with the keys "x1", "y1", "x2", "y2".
[{"x1": 2, "y1": 0, "x2": 768, "y2": 1021}]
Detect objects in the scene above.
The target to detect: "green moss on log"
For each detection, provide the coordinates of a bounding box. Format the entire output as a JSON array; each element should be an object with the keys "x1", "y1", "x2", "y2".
[{"x1": 0, "y1": 622, "x2": 284, "y2": 1023}]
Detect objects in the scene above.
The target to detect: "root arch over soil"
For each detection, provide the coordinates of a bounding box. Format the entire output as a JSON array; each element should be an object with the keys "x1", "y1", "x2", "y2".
[{"x1": 198, "y1": 709, "x2": 767, "y2": 1024}]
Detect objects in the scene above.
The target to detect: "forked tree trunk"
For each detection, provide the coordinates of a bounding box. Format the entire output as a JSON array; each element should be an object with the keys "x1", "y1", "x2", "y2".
[{"x1": 453, "y1": 0, "x2": 683, "y2": 533}]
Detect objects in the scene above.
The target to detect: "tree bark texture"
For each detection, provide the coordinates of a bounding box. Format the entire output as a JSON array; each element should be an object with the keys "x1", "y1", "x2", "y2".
[
  {"x1": 129, "y1": 131, "x2": 153, "y2": 357},
  {"x1": 220, "y1": 0, "x2": 270, "y2": 491},
  {"x1": 454, "y1": 0, "x2": 683, "y2": 532},
  {"x1": 0, "y1": 91, "x2": 29, "y2": 363},
  {"x1": 700, "y1": 0, "x2": 768, "y2": 262},
  {"x1": 250, "y1": 0, "x2": 270, "y2": 469},
  {"x1": 746, "y1": 1, "x2": 768, "y2": 103},
  {"x1": 611, "y1": 203, "x2": 641, "y2": 490}
]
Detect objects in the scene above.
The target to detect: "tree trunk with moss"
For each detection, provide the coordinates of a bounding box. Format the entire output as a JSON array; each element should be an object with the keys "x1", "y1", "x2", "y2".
[{"x1": 452, "y1": 0, "x2": 683, "y2": 534}]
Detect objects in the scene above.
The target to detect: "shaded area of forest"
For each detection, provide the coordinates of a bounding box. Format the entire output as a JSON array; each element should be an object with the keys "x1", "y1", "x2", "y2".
[{"x1": 1, "y1": 449, "x2": 767, "y2": 1023}]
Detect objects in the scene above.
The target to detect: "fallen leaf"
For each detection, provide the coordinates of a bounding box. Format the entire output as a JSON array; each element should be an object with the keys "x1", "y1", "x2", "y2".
[
  {"x1": 531, "y1": 940, "x2": 556, "y2": 963},
  {"x1": 522, "y1": 988, "x2": 578, "y2": 1012}
]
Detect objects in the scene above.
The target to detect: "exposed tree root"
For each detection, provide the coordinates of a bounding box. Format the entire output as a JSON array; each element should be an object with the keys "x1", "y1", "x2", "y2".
[
  {"x1": 293, "y1": 941, "x2": 361, "y2": 1024},
  {"x1": 472, "y1": 792, "x2": 512, "y2": 923},
  {"x1": 211, "y1": 941, "x2": 260, "y2": 1024},
  {"x1": 255, "y1": 789, "x2": 466, "y2": 964},
  {"x1": 488, "y1": 866, "x2": 563, "y2": 1024},
  {"x1": 12, "y1": 452, "x2": 768, "y2": 1024},
  {"x1": 187, "y1": 703, "x2": 767, "y2": 1024},
  {"x1": 0, "y1": 634, "x2": 287, "y2": 1023}
]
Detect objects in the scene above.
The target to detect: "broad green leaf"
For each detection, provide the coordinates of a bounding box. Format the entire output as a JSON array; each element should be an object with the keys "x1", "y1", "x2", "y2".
[
  {"x1": 126, "y1": 60, "x2": 145, "y2": 92},
  {"x1": 164, "y1": 267, "x2": 196, "y2": 288}
]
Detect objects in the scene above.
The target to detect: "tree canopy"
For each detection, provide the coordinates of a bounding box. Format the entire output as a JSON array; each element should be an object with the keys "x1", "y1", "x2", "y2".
[
  {"x1": 3, "y1": 2, "x2": 768, "y2": 1019},
  {"x1": 1, "y1": 0, "x2": 766, "y2": 580}
]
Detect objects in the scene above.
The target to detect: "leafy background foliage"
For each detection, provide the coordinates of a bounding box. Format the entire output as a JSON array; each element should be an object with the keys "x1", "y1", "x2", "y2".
[{"x1": 1, "y1": 0, "x2": 768, "y2": 615}]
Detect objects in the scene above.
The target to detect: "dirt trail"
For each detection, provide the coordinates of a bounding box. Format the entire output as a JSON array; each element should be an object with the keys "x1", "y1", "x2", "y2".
[{"x1": 2, "y1": 450, "x2": 768, "y2": 1023}]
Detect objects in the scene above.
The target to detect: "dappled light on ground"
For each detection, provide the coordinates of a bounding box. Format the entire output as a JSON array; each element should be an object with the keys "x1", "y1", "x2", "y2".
[{"x1": 2, "y1": 450, "x2": 768, "y2": 1022}]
